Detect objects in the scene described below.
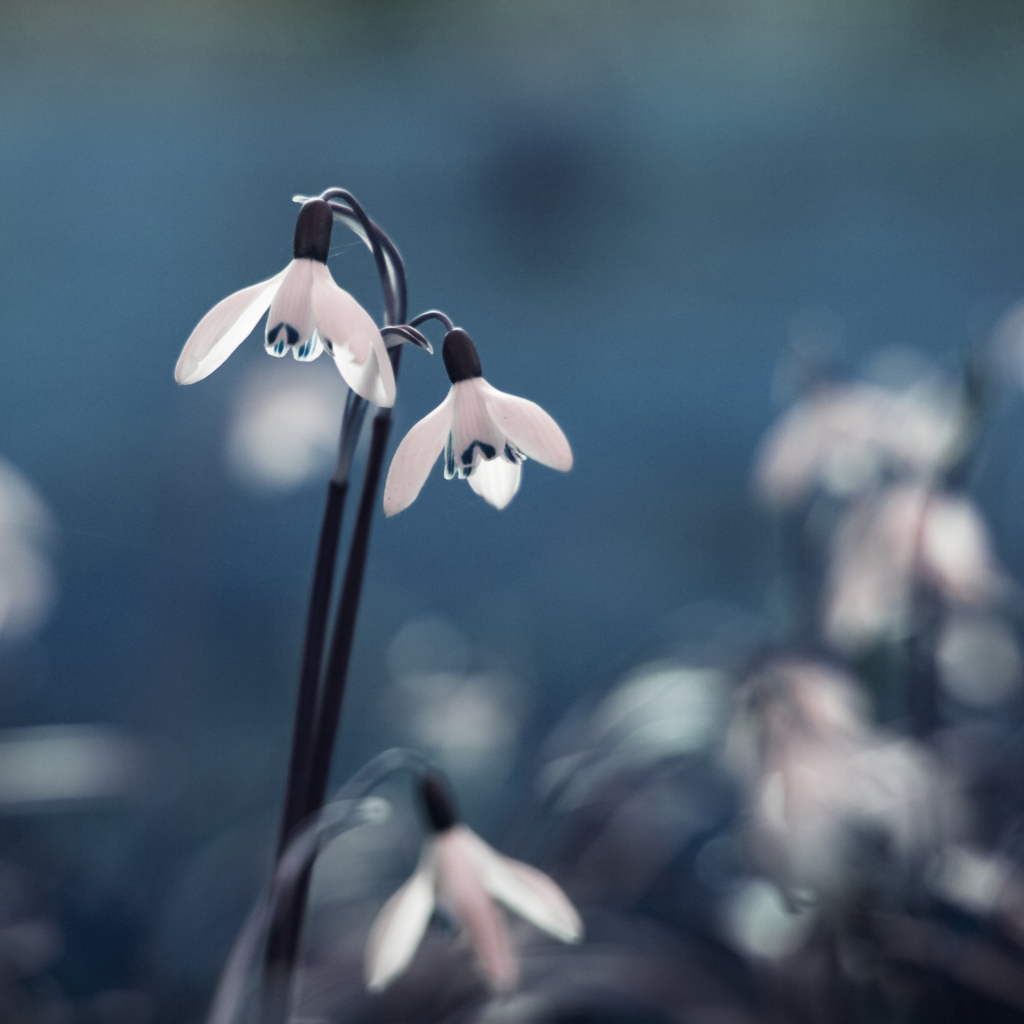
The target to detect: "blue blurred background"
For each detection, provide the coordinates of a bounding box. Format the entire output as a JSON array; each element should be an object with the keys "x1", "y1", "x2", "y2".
[{"x1": 3, "y1": 0, "x2": 1024, "y2": 1019}]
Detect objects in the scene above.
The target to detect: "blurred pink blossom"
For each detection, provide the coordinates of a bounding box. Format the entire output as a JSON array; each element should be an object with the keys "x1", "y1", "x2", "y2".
[
  {"x1": 754, "y1": 382, "x2": 962, "y2": 507},
  {"x1": 824, "y1": 484, "x2": 1005, "y2": 651},
  {"x1": 727, "y1": 660, "x2": 961, "y2": 902}
]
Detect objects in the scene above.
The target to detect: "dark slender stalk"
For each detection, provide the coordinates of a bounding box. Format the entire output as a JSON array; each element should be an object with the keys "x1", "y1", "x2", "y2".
[
  {"x1": 262, "y1": 347, "x2": 403, "y2": 1024},
  {"x1": 274, "y1": 477, "x2": 346, "y2": 857},
  {"x1": 274, "y1": 395, "x2": 369, "y2": 858},
  {"x1": 304, "y1": 386, "x2": 400, "y2": 820}
]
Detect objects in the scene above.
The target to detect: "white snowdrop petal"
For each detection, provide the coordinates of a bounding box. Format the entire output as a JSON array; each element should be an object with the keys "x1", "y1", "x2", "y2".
[
  {"x1": 468, "y1": 457, "x2": 521, "y2": 509},
  {"x1": 921, "y1": 496, "x2": 1001, "y2": 601},
  {"x1": 265, "y1": 259, "x2": 316, "y2": 354},
  {"x1": 364, "y1": 329, "x2": 397, "y2": 407},
  {"x1": 437, "y1": 828, "x2": 518, "y2": 992},
  {"x1": 309, "y1": 263, "x2": 377, "y2": 364},
  {"x1": 450, "y1": 381, "x2": 505, "y2": 471},
  {"x1": 291, "y1": 331, "x2": 323, "y2": 362},
  {"x1": 364, "y1": 854, "x2": 437, "y2": 992},
  {"x1": 473, "y1": 844, "x2": 582, "y2": 944},
  {"x1": 174, "y1": 269, "x2": 286, "y2": 384},
  {"x1": 383, "y1": 392, "x2": 455, "y2": 516},
  {"x1": 331, "y1": 334, "x2": 396, "y2": 408},
  {"x1": 480, "y1": 383, "x2": 573, "y2": 471},
  {"x1": 310, "y1": 264, "x2": 395, "y2": 405}
]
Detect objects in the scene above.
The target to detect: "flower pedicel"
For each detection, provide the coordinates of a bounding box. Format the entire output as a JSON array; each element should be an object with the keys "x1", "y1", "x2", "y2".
[
  {"x1": 175, "y1": 198, "x2": 397, "y2": 407},
  {"x1": 383, "y1": 327, "x2": 572, "y2": 513},
  {"x1": 365, "y1": 772, "x2": 583, "y2": 992}
]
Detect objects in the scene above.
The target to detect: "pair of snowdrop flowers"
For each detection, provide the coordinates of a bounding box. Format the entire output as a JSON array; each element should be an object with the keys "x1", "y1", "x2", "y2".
[
  {"x1": 365, "y1": 773, "x2": 583, "y2": 992},
  {"x1": 175, "y1": 198, "x2": 572, "y2": 511}
]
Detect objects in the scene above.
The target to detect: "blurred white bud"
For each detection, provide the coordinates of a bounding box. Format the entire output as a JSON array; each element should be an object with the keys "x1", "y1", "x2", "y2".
[
  {"x1": 386, "y1": 618, "x2": 523, "y2": 791},
  {"x1": 937, "y1": 614, "x2": 1022, "y2": 707},
  {"x1": 226, "y1": 363, "x2": 343, "y2": 492},
  {"x1": 991, "y1": 301, "x2": 1024, "y2": 390},
  {"x1": 824, "y1": 485, "x2": 1004, "y2": 652},
  {"x1": 0, "y1": 726, "x2": 142, "y2": 809},
  {"x1": 728, "y1": 660, "x2": 960, "y2": 902},
  {"x1": 0, "y1": 458, "x2": 55, "y2": 641},
  {"x1": 754, "y1": 380, "x2": 962, "y2": 508},
  {"x1": 543, "y1": 662, "x2": 727, "y2": 810},
  {"x1": 721, "y1": 878, "x2": 815, "y2": 960},
  {"x1": 931, "y1": 846, "x2": 1012, "y2": 916}
]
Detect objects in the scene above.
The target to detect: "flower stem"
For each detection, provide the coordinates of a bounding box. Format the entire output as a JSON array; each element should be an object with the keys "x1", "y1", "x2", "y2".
[
  {"x1": 275, "y1": 393, "x2": 369, "y2": 860},
  {"x1": 261, "y1": 351, "x2": 402, "y2": 1024}
]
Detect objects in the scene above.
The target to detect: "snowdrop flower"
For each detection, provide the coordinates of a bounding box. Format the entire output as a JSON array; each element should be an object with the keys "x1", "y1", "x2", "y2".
[
  {"x1": 824, "y1": 484, "x2": 1005, "y2": 651},
  {"x1": 383, "y1": 329, "x2": 572, "y2": 514},
  {"x1": 754, "y1": 382, "x2": 962, "y2": 507},
  {"x1": 727, "y1": 660, "x2": 960, "y2": 902},
  {"x1": 175, "y1": 198, "x2": 396, "y2": 407},
  {"x1": 364, "y1": 772, "x2": 582, "y2": 992}
]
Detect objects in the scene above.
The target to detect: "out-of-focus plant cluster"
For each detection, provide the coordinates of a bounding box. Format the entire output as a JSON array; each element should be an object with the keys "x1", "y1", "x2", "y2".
[{"x1": 161, "y1": 309, "x2": 1024, "y2": 1024}]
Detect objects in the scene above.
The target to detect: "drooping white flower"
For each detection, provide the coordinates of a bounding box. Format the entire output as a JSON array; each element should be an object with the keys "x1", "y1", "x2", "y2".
[
  {"x1": 175, "y1": 199, "x2": 396, "y2": 407},
  {"x1": 383, "y1": 329, "x2": 572, "y2": 514},
  {"x1": 824, "y1": 483, "x2": 1005, "y2": 651},
  {"x1": 754, "y1": 381, "x2": 962, "y2": 507},
  {"x1": 727, "y1": 660, "x2": 961, "y2": 902},
  {"x1": 364, "y1": 773, "x2": 582, "y2": 993}
]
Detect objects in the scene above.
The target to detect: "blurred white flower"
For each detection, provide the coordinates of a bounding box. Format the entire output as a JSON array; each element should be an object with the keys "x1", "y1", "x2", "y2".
[
  {"x1": 365, "y1": 774, "x2": 582, "y2": 992},
  {"x1": 0, "y1": 458, "x2": 55, "y2": 641},
  {"x1": 383, "y1": 328, "x2": 571, "y2": 514},
  {"x1": 937, "y1": 613, "x2": 1022, "y2": 707},
  {"x1": 754, "y1": 381, "x2": 961, "y2": 507},
  {"x1": 930, "y1": 846, "x2": 1024, "y2": 944},
  {"x1": 991, "y1": 301, "x2": 1024, "y2": 391},
  {"x1": 540, "y1": 662, "x2": 727, "y2": 810},
  {"x1": 226, "y1": 364, "x2": 342, "y2": 491},
  {"x1": 0, "y1": 726, "x2": 141, "y2": 809},
  {"x1": 387, "y1": 619, "x2": 523, "y2": 791},
  {"x1": 175, "y1": 198, "x2": 396, "y2": 406},
  {"x1": 727, "y1": 660, "x2": 959, "y2": 901},
  {"x1": 824, "y1": 484, "x2": 1005, "y2": 651},
  {"x1": 721, "y1": 878, "x2": 815, "y2": 960}
]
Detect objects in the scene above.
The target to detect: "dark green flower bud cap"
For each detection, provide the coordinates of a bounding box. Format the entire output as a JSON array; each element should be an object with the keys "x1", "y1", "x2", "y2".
[
  {"x1": 293, "y1": 199, "x2": 333, "y2": 263},
  {"x1": 418, "y1": 770, "x2": 459, "y2": 833},
  {"x1": 442, "y1": 329, "x2": 482, "y2": 384}
]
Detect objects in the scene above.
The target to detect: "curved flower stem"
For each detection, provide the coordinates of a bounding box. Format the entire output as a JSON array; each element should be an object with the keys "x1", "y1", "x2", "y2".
[
  {"x1": 409, "y1": 309, "x2": 455, "y2": 332},
  {"x1": 211, "y1": 749, "x2": 431, "y2": 1024},
  {"x1": 275, "y1": 392, "x2": 368, "y2": 866},
  {"x1": 262, "y1": 347, "x2": 405, "y2": 1024}
]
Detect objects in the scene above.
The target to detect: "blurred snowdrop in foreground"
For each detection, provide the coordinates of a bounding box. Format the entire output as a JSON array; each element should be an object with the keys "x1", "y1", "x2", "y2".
[
  {"x1": 726, "y1": 659, "x2": 960, "y2": 903},
  {"x1": 0, "y1": 458, "x2": 55, "y2": 641},
  {"x1": 225, "y1": 362, "x2": 343, "y2": 492},
  {"x1": 824, "y1": 484, "x2": 1005, "y2": 651}
]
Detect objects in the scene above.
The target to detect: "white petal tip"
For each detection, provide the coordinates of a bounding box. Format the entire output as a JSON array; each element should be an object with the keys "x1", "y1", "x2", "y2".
[
  {"x1": 174, "y1": 355, "x2": 199, "y2": 385},
  {"x1": 365, "y1": 970, "x2": 392, "y2": 993}
]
